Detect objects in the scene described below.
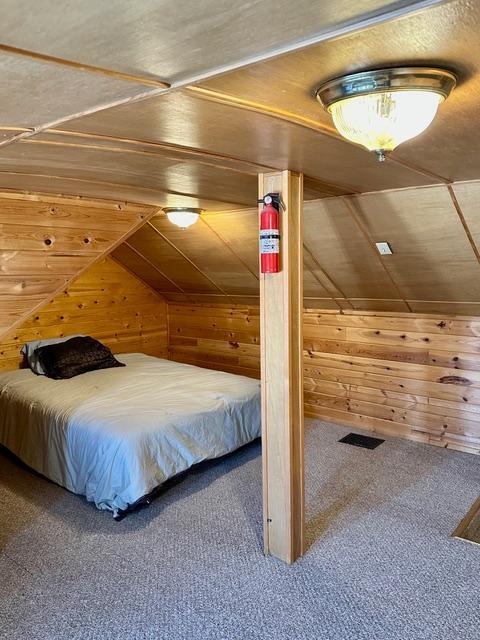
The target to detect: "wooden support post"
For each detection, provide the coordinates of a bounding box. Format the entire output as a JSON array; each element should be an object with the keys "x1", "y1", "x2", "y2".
[{"x1": 259, "y1": 170, "x2": 304, "y2": 564}]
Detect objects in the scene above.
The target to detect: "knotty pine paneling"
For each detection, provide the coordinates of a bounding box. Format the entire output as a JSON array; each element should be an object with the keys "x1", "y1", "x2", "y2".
[
  {"x1": 168, "y1": 303, "x2": 480, "y2": 455},
  {"x1": 0, "y1": 191, "x2": 155, "y2": 340},
  {"x1": 0, "y1": 256, "x2": 167, "y2": 371}
]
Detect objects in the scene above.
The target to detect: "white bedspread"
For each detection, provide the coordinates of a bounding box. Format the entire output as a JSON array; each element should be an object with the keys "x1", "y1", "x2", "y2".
[{"x1": 0, "y1": 354, "x2": 261, "y2": 516}]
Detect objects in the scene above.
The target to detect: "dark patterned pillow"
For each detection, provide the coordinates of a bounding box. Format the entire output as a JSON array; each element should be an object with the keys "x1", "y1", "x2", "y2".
[{"x1": 34, "y1": 336, "x2": 125, "y2": 380}]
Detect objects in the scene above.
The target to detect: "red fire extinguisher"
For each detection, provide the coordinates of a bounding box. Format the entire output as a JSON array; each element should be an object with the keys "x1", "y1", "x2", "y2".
[{"x1": 259, "y1": 193, "x2": 282, "y2": 273}]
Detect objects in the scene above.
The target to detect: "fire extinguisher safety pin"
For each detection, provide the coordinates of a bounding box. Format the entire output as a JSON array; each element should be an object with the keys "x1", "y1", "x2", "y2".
[{"x1": 257, "y1": 192, "x2": 285, "y2": 211}]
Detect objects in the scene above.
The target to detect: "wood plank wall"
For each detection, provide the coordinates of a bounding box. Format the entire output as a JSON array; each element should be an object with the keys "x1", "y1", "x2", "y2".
[
  {"x1": 0, "y1": 191, "x2": 155, "y2": 342},
  {"x1": 0, "y1": 256, "x2": 167, "y2": 371},
  {"x1": 168, "y1": 303, "x2": 480, "y2": 455}
]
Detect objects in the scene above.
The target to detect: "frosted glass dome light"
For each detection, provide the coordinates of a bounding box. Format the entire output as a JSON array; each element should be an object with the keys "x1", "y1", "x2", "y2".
[
  {"x1": 163, "y1": 207, "x2": 204, "y2": 228},
  {"x1": 316, "y1": 67, "x2": 456, "y2": 161},
  {"x1": 329, "y1": 90, "x2": 442, "y2": 159}
]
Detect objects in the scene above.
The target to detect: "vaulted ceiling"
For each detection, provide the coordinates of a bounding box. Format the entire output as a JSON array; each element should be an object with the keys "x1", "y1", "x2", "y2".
[
  {"x1": 113, "y1": 179, "x2": 480, "y2": 314},
  {"x1": 0, "y1": 0, "x2": 472, "y2": 205},
  {"x1": 1, "y1": 0, "x2": 480, "y2": 314}
]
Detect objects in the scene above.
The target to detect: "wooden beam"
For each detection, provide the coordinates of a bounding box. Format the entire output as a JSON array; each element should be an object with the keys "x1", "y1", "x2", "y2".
[
  {"x1": 0, "y1": 43, "x2": 170, "y2": 89},
  {"x1": 259, "y1": 170, "x2": 304, "y2": 564}
]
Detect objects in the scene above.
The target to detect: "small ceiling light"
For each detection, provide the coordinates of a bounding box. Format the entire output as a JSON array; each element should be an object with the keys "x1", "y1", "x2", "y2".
[
  {"x1": 163, "y1": 207, "x2": 204, "y2": 229},
  {"x1": 316, "y1": 67, "x2": 456, "y2": 161},
  {"x1": 375, "y1": 241, "x2": 393, "y2": 255}
]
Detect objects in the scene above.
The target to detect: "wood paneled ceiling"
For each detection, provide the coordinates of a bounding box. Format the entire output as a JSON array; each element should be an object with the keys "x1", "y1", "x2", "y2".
[
  {"x1": 52, "y1": 92, "x2": 437, "y2": 193},
  {"x1": 0, "y1": 0, "x2": 461, "y2": 207},
  {"x1": 0, "y1": 1, "x2": 440, "y2": 83},
  {"x1": 113, "y1": 179, "x2": 480, "y2": 315},
  {"x1": 1, "y1": 0, "x2": 480, "y2": 313}
]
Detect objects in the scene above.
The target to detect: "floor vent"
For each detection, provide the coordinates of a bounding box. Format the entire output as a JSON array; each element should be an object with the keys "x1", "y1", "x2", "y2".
[{"x1": 338, "y1": 433, "x2": 385, "y2": 449}]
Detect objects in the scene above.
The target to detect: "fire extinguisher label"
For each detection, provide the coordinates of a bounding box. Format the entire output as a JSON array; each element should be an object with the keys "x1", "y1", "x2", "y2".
[{"x1": 260, "y1": 229, "x2": 280, "y2": 254}]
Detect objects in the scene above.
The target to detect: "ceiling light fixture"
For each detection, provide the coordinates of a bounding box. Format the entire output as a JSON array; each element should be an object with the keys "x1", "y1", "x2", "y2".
[
  {"x1": 163, "y1": 207, "x2": 204, "y2": 229},
  {"x1": 316, "y1": 67, "x2": 456, "y2": 161}
]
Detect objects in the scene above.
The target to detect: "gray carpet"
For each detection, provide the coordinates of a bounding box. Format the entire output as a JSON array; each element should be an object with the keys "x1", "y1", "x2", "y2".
[{"x1": 1, "y1": 420, "x2": 479, "y2": 640}]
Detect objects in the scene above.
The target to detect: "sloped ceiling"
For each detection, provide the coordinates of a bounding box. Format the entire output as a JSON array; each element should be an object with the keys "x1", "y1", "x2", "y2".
[
  {"x1": 0, "y1": 192, "x2": 156, "y2": 341},
  {"x1": 112, "y1": 179, "x2": 480, "y2": 314},
  {"x1": 0, "y1": 0, "x2": 479, "y2": 314}
]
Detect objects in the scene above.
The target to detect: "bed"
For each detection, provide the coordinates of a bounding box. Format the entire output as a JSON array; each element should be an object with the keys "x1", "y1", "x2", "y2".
[{"x1": 0, "y1": 353, "x2": 261, "y2": 517}]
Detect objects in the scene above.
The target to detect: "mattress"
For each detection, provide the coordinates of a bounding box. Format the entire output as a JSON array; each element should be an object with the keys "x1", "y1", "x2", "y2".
[{"x1": 0, "y1": 353, "x2": 261, "y2": 516}]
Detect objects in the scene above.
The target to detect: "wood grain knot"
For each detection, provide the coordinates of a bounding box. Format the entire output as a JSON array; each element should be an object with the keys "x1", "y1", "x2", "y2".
[{"x1": 438, "y1": 375, "x2": 473, "y2": 386}]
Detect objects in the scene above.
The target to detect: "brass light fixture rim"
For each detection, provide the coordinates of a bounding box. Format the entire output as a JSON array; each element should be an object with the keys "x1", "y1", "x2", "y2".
[
  {"x1": 316, "y1": 66, "x2": 457, "y2": 111},
  {"x1": 162, "y1": 207, "x2": 205, "y2": 214}
]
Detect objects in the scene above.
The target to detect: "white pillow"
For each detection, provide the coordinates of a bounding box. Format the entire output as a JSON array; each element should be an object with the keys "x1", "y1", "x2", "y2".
[{"x1": 21, "y1": 335, "x2": 85, "y2": 375}]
